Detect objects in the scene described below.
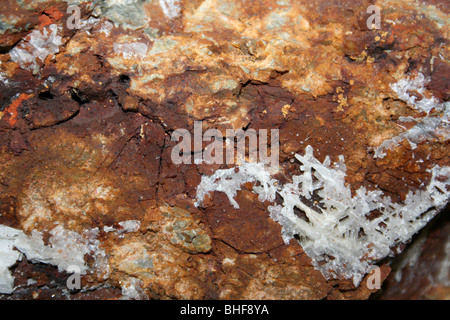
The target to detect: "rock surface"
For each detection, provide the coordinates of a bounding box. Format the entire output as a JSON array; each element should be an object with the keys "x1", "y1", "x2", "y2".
[
  {"x1": 375, "y1": 207, "x2": 449, "y2": 300},
  {"x1": 0, "y1": 0, "x2": 448, "y2": 299}
]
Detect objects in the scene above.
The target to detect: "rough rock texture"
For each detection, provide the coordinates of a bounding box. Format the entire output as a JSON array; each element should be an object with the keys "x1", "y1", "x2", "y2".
[
  {"x1": 375, "y1": 206, "x2": 450, "y2": 300},
  {"x1": 0, "y1": 0, "x2": 448, "y2": 299}
]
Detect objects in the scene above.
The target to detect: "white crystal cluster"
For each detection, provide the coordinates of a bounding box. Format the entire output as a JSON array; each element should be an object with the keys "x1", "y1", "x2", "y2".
[
  {"x1": 120, "y1": 277, "x2": 147, "y2": 300},
  {"x1": 0, "y1": 225, "x2": 107, "y2": 294},
  {"x1": 103, "y1": 220, "x2": 141, "y2": 236},
  {"x1": 113, "y1": 42, "x2": 148, "y2": 59},
  {"x1": 0, "y1": 72, "x2": 7, "y2": 84},
  {"x1": 9, "y1": 24, "x2": 63, "y2": 73},
  {"x1": 0, "y1": 61, "x2": 9, "y2": 85},
  {"x1": 14, "y1": 226, "x2": 106, "y2": 275},
  {"x1": 196, "y1": 146, "x2": 450, "y2": 285},
  {"x1": 159, "y1": 0, "x2": 181, "y2": 19},
  {"x1": 375, "y1": 73, "x2": 449, "y2": 158},
  {"x1": 0, "y1": 226, "x2": 23, "y2": 294},
  {"x1": 196, "y1": 162, "x2": 278, "y2": 209}
]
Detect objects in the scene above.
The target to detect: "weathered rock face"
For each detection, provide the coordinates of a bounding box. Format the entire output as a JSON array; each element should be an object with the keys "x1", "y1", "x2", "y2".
[
  {"x1": 375, "y1": 209, "x2": 450, "y2": 300},
  {"x1": 0, "y1": 0, "x2": 448, "y2": 300}
]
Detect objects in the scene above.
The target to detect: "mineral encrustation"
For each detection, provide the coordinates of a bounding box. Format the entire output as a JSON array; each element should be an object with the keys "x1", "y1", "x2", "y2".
[{"x1": 0, "y1": 0, "x2": 448, "y2": 300}]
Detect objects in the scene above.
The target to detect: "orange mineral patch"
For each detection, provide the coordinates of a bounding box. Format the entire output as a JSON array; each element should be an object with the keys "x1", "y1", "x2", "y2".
[
  {"x1": 39, "y1": 7, "x2": 64, "y2": 27},
  {"x1": 4, "y1": 93, "x2": 32, "y2": 126}
]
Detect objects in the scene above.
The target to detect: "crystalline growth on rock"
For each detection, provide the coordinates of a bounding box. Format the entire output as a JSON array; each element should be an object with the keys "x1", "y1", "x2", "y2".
[
  {"x1": 159, "y1": 0, "x2": 181, "y2": 19},
  {"x1": 196, "y1": 146, "x2": 450, "y2": 286},
  {"x1": 390, "y1": 73, "x2": 443, "y2": 115},
  {"x1": 0, "y1": 226, "x2": 23, "y2": 294},
  {"x1": 0, "y1": 225, "x2": 109, "y2": 294},
  {"x1": 113, "y1": 42, "x2": 148, "y2": 59},
  {"x1": 117, "y1": 220, "x2": 141, "y2": 235},
  {"x1": 195, "y1": 162, "x2": 278, "y2": 209},
  {"x1": 269, "y1": 146, "x2": 449, "y2": 285},
  {"x1": 374, "y1": 73, "x2": 450, "y2": 158},
  {"x1": 9, "y1": 24, "x2": 62, "y2": 73},
  {"x1": 14, "y1": 226, "x2": 98, "y2": 275}
]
